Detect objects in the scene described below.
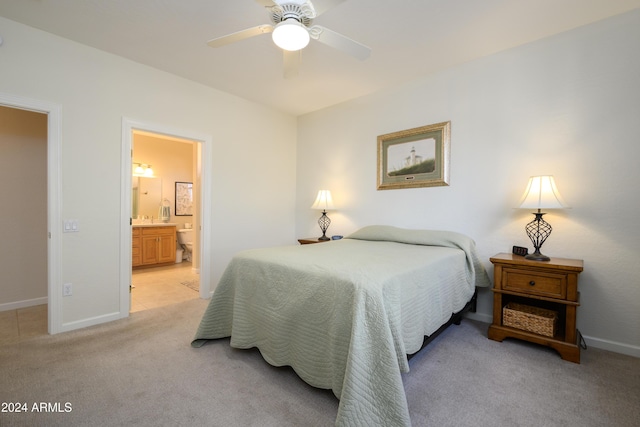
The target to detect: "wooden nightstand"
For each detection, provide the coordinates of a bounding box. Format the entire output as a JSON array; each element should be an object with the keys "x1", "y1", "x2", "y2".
[
  {"x1": 488, "y1": 253, "x2": 584, "y2": 363},
  {"x1": 297, "y1": 237, "x2": 330, "y2": 245}
]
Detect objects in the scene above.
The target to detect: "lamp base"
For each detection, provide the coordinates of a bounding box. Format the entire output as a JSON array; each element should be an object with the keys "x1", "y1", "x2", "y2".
[
  {"x1": 317, "y1": 210, "x2": 331, "y2": 242},
  {"x1": 524, "y1": 210, "x2": 552, "y2": 262},
  {"x1": 524, "y1": 251, "x2": 550, "y2": 261}
]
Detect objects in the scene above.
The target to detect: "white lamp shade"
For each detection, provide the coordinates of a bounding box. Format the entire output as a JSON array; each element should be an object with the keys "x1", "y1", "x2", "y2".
[
  {"x1": 518, "y1": 175, "x2": 568, "y2": 209},
  {"x1": 311, "y1": 190, "x2": 335, "y2": 211},
  {"x1": 272, "y1": 19, "x2": 310, "y2": 51}
]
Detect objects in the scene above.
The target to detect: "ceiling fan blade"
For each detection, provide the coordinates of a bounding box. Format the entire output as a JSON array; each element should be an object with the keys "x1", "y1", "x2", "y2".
[
  {"x1": 283, "y1": 50, "x2": 301, "y2": 79},
  {"x1": 311, "y1": 26, "x2": 371, "y2": 60},
  {"x1": 312, "y1": 0, "x2": 347, "y2": 17},
  {"x1": 207, "y1": 25, "x2": 274, "y2": 48},
  {"x1": 255, "y1": 0, "x2": 276, "y2": 6}
]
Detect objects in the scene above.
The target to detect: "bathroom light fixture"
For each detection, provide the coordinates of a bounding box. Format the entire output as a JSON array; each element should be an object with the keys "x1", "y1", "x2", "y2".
[
  {"x1": 517, "y1": 175, "x2": 568, "y2": 261},
  {"x1": 133, "y1": 163, "x2": 154, "y2": 177},
  {"x1": 272, "y1": 19, "x2": 310, "y2": 51},
  {"x1": 310, "y1": 190, "x2": 335, "y2": 241}
]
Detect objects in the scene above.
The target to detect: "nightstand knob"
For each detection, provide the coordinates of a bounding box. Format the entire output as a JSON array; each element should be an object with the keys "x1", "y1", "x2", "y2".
[{"x1": 529, "y1": 280, "x2": 536, "y2": 286}]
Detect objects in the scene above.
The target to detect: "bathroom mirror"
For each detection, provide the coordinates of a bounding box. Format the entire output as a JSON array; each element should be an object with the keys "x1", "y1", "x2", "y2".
[{"x1": 132, "y1": 176, "x2": 162, "y2": 219}]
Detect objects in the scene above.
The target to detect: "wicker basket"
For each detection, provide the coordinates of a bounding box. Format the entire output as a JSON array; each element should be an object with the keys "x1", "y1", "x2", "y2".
[{"x1": 503, "y1": 303, "x2": 558, "y2": 337}]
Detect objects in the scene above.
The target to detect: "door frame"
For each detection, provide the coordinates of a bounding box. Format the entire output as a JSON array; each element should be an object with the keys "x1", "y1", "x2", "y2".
[
  {"x1": 0, "y1": 92, "x2": 63, "y2": 334},
  {"x1": 120, "y1": 118, "x2": 213, "y2": 315}
]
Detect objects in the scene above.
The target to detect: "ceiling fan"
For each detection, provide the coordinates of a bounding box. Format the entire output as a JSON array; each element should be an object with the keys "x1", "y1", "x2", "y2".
[{"x1": 206, "y1": 0, "x2": 371, "y2": 78}]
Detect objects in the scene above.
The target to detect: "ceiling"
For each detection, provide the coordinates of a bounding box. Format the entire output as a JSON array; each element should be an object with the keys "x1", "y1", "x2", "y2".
[{"x1": 1, "y1": 0, "x2": 638, "y2": 116}]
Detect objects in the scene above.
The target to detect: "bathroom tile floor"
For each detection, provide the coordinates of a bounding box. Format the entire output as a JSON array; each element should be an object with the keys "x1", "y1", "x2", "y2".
[
  {"x1": 0, "y1": 262, "x2": 200, "y2": 345},
  {"x1": 0, "y1": 304, "x2": 48, "y2": 345},
  {"x1": 130, "y1": 262, "x2": 200, "y2": 312}
]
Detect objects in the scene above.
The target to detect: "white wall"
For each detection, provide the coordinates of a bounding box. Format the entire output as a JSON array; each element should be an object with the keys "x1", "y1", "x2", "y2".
[
  {"x1": 0, "y1": 17, "x2": 298, "y2": 330},
  {"x1": 296, "y1": 10, "x2": 640, "y2": 356}
]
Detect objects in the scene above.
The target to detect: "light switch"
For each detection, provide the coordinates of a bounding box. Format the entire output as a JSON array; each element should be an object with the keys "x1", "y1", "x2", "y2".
[{"x1": 63, "y1": 220, "x2": 79, "y2": 233}]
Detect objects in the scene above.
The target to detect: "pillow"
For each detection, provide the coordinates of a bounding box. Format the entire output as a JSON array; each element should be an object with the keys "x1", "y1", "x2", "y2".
[
  {"x1": 346, "y1": 225, "x2": 468, "y2": 247},
  {"x1": 346, "y1": 225, "x2": 491, "y2": 288}
]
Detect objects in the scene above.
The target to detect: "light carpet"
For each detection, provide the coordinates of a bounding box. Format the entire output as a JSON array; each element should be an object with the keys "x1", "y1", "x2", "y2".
[{"x1": 1, "y1": 298, "x2": 638, "y2": 426}]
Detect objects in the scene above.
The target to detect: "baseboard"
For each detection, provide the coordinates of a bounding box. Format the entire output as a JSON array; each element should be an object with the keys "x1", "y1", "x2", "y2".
[
  {"x1": 463, "y1": 312, "x2": 638, "y2": 359},
  {"x1": 582, "y1": 334, "x2": 640, "y2": 359},
  {"x1": 0, "y1": 297, "x2": 47, "y2": 312},
  {"x1": 60, "y1": 311, "x2": 123, "y2": 333},
  {"x1": 464, "y1": 311, "x2": 492, "y2": 324}
]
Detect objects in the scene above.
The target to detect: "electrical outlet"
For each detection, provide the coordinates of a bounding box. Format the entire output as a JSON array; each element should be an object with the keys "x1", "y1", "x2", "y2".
[{"x1": 63, "y1": 283, "x2": 73, "y2": 296}]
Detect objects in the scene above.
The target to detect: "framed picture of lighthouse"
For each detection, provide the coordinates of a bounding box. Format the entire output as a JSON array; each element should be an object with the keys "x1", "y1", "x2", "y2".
[{"x1": 377, "y1": 121, "x2": 450, "y2": 190}]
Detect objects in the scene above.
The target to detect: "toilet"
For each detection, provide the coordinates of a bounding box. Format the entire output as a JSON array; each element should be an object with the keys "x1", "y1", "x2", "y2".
[{"x1": 177, "y1": 228, "x2": 194, "y2": 262}]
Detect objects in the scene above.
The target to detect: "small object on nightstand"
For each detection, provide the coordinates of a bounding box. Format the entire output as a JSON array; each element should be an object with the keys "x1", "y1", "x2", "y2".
[
  {"x1": 512, "y1": 245, "x2": 528, "y2": 256},
  {"x1": 488, "y1": 253, "x2": 584, "y2": 363},
  {"x1": 331, "y1": 235, "x2": 343, "y2": 240}
]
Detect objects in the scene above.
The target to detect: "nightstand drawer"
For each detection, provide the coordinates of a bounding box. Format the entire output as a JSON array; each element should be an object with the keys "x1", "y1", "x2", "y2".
[{"x1": 502, "y1": 268, "x2": 566, "y2": 299}]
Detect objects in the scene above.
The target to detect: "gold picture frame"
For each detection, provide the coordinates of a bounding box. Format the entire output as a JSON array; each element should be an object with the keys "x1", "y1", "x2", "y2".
[{"x1": 377, "y1": 121, "x2": 451, "y2": 190}]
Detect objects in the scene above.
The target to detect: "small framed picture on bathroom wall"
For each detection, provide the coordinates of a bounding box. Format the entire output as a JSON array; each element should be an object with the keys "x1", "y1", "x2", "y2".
[{"x1": 175, "y1": 182, "x2": 193, "y2": 216}]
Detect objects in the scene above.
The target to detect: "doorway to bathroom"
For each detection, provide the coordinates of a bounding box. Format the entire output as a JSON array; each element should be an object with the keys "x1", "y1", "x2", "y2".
[
  {"x1": 121, "y1": 118, "x2": 214, "y2": 316},
  {"x1": 130, "y1": 131, "x2": 201, "y2": 312}
]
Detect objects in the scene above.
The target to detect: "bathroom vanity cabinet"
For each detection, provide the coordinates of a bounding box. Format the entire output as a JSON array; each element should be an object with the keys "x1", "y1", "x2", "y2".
[
  {"x1": 132, "y1": 225, "x2": 176, "y2": 268},
  {"x1": 132, "y1": 227, "x2": 142, "y2": 266}
]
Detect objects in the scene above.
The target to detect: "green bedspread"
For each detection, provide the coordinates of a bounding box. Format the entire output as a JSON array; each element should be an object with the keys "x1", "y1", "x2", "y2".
[{"x1": 193, "y1": 225, "x2": 490, "y2": 426}]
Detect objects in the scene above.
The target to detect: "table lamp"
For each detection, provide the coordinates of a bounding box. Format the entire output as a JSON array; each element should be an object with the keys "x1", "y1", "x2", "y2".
[
  {"x1": 517, "y1": 175, "x2": 568, "y2": 261},
  {"x1": 310, "y1": 190, "x2": 335, "y2": 241}
]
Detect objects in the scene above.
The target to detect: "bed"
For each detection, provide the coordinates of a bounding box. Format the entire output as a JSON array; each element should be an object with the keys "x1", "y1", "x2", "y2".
[{"x1": 192, "y1": 225, "x2": 490, "y2": 426}]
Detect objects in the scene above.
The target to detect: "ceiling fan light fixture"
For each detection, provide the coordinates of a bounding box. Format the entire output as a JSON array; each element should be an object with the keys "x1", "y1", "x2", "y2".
[{"x1": 272, "y1": 19, "x2": 310, "y2": 51}]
